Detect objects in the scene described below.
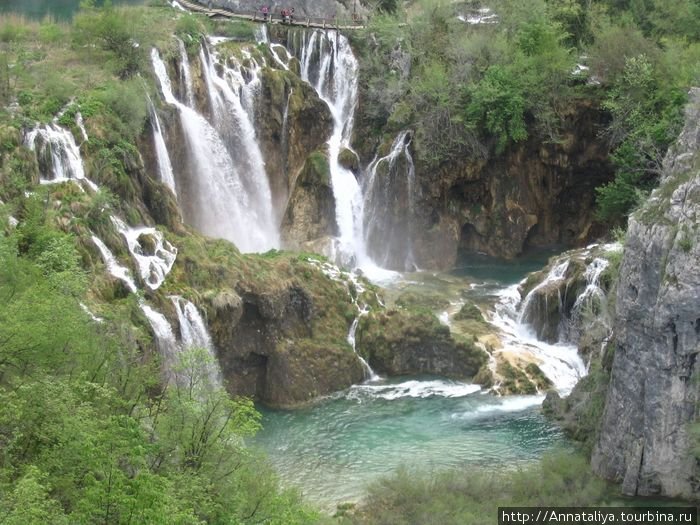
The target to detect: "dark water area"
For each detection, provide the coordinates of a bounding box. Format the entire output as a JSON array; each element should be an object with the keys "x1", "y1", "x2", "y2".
[
  {"x1": 0, "y1": 0, "x2": 146, "y2": 21},
  {"x1": 451, "y1": 247, "x2": 564, "y2": 284}
]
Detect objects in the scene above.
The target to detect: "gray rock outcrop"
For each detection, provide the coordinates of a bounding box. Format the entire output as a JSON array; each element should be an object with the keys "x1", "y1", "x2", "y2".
[{"x1": 591, "y1": 88, "x2": 700, "y2": 499}]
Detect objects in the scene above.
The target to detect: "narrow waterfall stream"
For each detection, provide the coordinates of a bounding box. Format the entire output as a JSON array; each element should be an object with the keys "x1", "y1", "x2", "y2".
[{"x1": 291, "y1": 31, "x2": 370, "y2": 269}]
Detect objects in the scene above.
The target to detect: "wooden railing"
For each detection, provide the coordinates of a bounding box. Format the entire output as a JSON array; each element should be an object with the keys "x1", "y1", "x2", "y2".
[{"x1": 175, "y1": 0, "x2": 366, "y2": 30}]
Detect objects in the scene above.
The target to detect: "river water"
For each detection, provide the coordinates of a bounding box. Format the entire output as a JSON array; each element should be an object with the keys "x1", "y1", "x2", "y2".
[
  {"x1": 0, "y1": 0, "x2": 145, "y2": 21},
  {"x1": 253, "y1": 251, "x2": 575, "y2": 509}
]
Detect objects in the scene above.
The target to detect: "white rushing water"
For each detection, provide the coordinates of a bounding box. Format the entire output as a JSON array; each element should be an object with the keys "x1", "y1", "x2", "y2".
[
  {"x1": 140, "y1": 303, "x2": 182, "y2": 383},
  {"x1": 151, "y1": 48, "x2": 278, "y2": 253},
  {"x1": 148, "y1": 96, "x2": 177, "y2": 194},
  {"x1": 488, "y1": 281, "x2": 586, "y2": 395},
  {"x1": 25, "y1": 123, "x2": 98, "y2": 192},
  {"x1": 363, "y1": 130, "x2": 417, "y2": 270},
  {"x1": 294, "y1": 31, "x2": 367, "y2": 267},
  {"x1": 176, "y1": 37, "x2": 195, "y2": 108},
  {"x1": 111, "y1": 216, "x2": 177, "y2": 291},
  {"x1": 199, "y1": 43, "x2": 279, "y2": 239},
  {"x1": 171, "y1": 296, "x2": 223, "y2": 389},
  {"x1": 91, "y1": 236, "x2": 139, "y2": 293}
]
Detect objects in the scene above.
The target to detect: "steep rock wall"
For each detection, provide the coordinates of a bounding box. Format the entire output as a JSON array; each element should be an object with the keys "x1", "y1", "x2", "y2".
[
  {"x1": 407, "y1": 101, "x2": 613, "y2": 270},
  {"x1": 591, "y1": 88, "x2": 700, "y2": 499}
]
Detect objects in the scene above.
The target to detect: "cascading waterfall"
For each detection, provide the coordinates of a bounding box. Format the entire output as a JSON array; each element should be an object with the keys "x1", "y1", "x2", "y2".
[
  {"x1": 148, "y1": 96, "x2": 177, "y2": 194},
  {"x1": 25, "y1": 123, "x2": 98, "y2": 192},
  {"x1": 141, "y1": 304, "x2": 182, "y2": 381},
  {"x1": 198, "y1": 43, "x2": 279, "y2": 237},
  {"x1": 111, "y1": 216, "x2": 177, "y2": 290},
  {"x1": 171, "y1": 296, "x2": 222, "y2": 389},
  {"x1": 151, "y1": 48, "x2": 278, "y2": 253},
  {"x1": 518, "y1": 260, "x2": 570, "y2": 328},
  {"x1": 487, "y1": 282, "x2": 586, "y2": 395},
  {"x1": 363, "y1": 130, "x2": 417, "y2": 270},
  {"x1": 291, "y1": 30, "x2": 369, "y2": 268},
  {"x1": 176, "y1": 37, "x2": 195, "y2": 108},
  {"x1": 91, "y1": 236, "x2": 139, "y2": 293}
]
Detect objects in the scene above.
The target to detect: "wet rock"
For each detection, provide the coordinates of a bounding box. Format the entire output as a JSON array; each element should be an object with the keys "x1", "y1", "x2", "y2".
[{"x1": 356, "y1": 308, "x2": 487, "y2": 378}]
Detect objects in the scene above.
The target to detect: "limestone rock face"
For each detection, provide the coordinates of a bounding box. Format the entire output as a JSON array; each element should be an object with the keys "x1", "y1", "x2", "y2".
[
  {"x1": 405, "y1": 101, "x2": 613, "y2": 270},
  {"x1": 281, "y1": 150, "x2": 338, "y2": 248},
  {"x1": 591, "y1": 88, "x2": 700, "y2": 499},
  {"x1": 257, "y1": 68, "x2": 333, "y2": 220},
  {"x1": 197, "y1": 260, "x2": 365, "y2": 407},
  {"x1": 356, "y1": 309, "x2": 487, "y2": 378}
]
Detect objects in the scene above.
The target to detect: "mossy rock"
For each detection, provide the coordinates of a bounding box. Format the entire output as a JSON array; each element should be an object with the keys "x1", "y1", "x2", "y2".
[
  {"x1": 454, "y1": 302, "x2": 484, "y2": 322},
  {"x1": 357, "y1": 308, "x2": 487, "y2": 378},
  {"x1": 395, "y1": 290, "x2": 450, "y2": 311},
  {"x1": 497, "y1": 361, "x2": 538, "y2": 395},
  {"x1": 338, "y1": 147, "x2": 359, "y2": 173},
  {"x1": 299, "y1": 150, "x2": 331, "y2": 188},
  {"x1": 525, "y1": 362, "x2": 553, "y2": 391},
  {"x1": 137, "y1": 232, "x2": 158, "y2": 256}
]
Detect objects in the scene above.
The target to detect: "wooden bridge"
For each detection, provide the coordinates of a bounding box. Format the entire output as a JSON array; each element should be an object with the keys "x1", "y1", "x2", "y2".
[{"x1": 175, "y1": 0, "x2": 367, "y2": 30}]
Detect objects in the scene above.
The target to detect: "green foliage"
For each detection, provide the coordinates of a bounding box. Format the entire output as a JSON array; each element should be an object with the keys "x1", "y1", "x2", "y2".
[
  {"x1": 351, "y1": 451, "x2": 607, "y2": 524},
  {"x1": 73, "y1": 3, "x2": 145, "y2": 78},
  {"x1": 596, "y1": 52, "x2": 687, "y2": 223}
]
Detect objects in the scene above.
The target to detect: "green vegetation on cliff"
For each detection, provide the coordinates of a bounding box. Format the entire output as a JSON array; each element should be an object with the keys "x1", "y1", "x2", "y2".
[{"x1": 351, "y1": 0, "x2": 700, "y2": 225}]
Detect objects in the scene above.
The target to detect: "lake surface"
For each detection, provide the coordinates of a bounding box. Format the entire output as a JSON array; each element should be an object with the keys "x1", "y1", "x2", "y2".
[
  {"x1": 0, "y1": 0, "x2": 146, "y2": 21},
  {"x1": 254, "y1": 253, "x2": 576, "y2": 509}
]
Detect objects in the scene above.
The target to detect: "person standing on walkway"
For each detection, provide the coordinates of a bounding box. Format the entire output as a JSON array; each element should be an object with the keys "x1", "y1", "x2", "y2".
[{"x1": 261, "y1": 5, "x2": 269, "y2": 21}]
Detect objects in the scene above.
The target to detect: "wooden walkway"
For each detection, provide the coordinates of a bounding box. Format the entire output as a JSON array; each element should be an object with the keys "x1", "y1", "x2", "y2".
[{"x1": 175, "y1": 0, "x2": 366, "y2": 31}]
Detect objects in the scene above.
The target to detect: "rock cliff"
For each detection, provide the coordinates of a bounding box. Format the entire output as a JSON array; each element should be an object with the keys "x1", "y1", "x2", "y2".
[{"x1": 590, "y1": 88, "x2": 700, "y2": 499}]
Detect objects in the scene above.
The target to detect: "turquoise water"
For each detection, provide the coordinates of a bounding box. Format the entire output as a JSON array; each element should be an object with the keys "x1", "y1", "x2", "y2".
[
  {"x1": 451, "y1": 249, "x2": 562, "y2": 284},
  {"x1": 254, "y1": 254, "x2": 575, "y2": 509},
  {"x1": 254, "y1": 380, "x2": 566, "y2": 507},
  {"x1": 0, "y1": 0, "x2": 145, "y2": 21}
]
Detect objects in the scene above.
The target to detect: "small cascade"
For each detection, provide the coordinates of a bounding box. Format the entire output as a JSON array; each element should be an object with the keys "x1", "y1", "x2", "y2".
[
  {"x1": 307, "y1": 257, "x2": 380, "y2": 380},
  {"x1": 91, "y1": 236, "x2": 138, "y2": 293},
  {"x1": 291, "y1": 30, "x2": 368, "y2": 268},
  {"x1": 171, "y1": 296, "x2": 223, "y2": 389},
  {"x1": 140, "y1": 303, "x2": 181, "y2": 382},
  {"x1": 176, "y1": 37, "x2": 195, "y2": 108},
  {"x1": 92, "y1": 231, "x2": 206, "y2": 386},
  {"x1": 111, "y1": 216, "x2": 177, "y2": 291},
  {"x1": 147, "y1": 96, "x2": 177, "y2": 194},
  {"x1": 363, "y1": 130, "x2": 417, "y2": 270},
  {"x1": 75, "y1": 112, "x2": 89, "y2": 143},
  {"x1": 25, "y1": 123, "x2": 98, "y2": 191},
  {"x1": 151, "y1": 47, "x2": 279, "y2": 253},
  {"x1": 347, "y1": 307, "x2": 379, "y2": 381},
  {"x1": 487, "y1": 283, "x2": 586, "y2": 395},
  {"x1": 517, "y1": 260, "x2": 570, "y2": 334}
]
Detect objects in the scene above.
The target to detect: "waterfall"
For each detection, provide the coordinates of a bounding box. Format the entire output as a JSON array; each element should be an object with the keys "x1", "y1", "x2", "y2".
[
  {"x1": 487, "y1": 283, "x2": 586, "y2": 395},
  {"x1": 171, "y1": 296, "x2": 223, "y2": 389},
  {"x1": 363, "y1": 130, "x2": 417, "y2": 270},
  {"x1": 518, "y1": 260, "x2": 570, "y2": 327},
  {"x1": 111, "y1": 216, "x2": 177, "y2": 291},
  {"x1": 25, "y1": 123, "x2": 98, "y2": 192},
  {"x1": 140, "y1": 303, "x2": 182, "y2": 383},
  {"x1": 148, "y1": 96, "x2": 177, "y2": 194},
  {"x1": 151, "y1": 48, "x2": 278, "y2": 253},
  {"x1": 91, "y1": 236, "x2": 138, "y2": 293},
  {"x1": 198, "y1": 43, "x2": 279, "y2": 239},
  {"x1": 347, "y1": 307, "x2": 379, "y2": 381},
  {"x1": 176, "y1": 37, "x2": 195, "y2": 108},
  {"x1": 292, "y1": 30, "x2": 368, "y2": 268},
  {"x1": 75, "y1": 112, "x2": 89, "y2": 142}
]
